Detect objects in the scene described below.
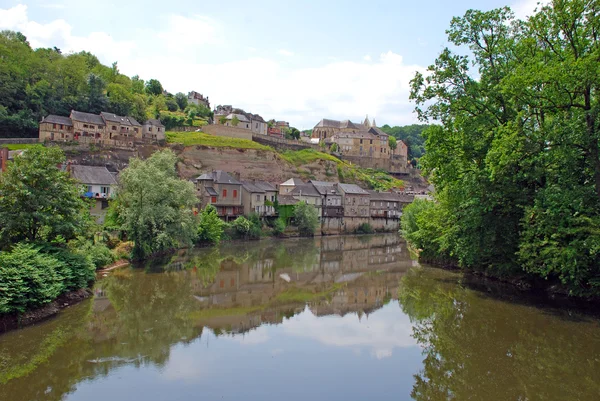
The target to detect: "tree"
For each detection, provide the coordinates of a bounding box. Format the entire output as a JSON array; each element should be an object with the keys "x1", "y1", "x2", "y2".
[
  {"x1": 388, "y1": 136, "x2": 397, "y2": 151},
  {"x1": 165, "y1": 97, "x2": 178, "y2": 112},
  {"x1": 145, "y1": 79, "x2": 163, "y2": 96},
  {"x1": 116, "y1": 149, "x2": 198, "y2": 260},
  {"x1": 197, "y1": 205, "x2": 223, "y2": 244},
  {"x1": 330, "y1": 142, "x2": 339, "y2": 152},
  {"x1": 107, "y1": 83, "x2": 134, "y2": 116},
  {"x1": 0, "y1": 146, "x2": 88, "y2": 247},
  {"x1": 86, "y1": 73, "x2": 108, "y2": 113},
  {"x1": 293, "y1": 202, "x2": 319, "y2": 236},
  {"x1": 408, "y1": 2, "x2": 600, "y2": 295},
  {"x1": 231, "y1": 115, "x2": 240, "y2": 127},
  {"x1": 219, "y1": 116, "x2": 227, "y2": 125},
  {"x1": 175, "y1": 92, "x2": 188, "y2": 110}
]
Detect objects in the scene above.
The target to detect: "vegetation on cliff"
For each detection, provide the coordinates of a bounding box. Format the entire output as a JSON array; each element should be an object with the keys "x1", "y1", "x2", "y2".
[{"x1": 404, "y1": 1, "x2": 600, "y2": 297}]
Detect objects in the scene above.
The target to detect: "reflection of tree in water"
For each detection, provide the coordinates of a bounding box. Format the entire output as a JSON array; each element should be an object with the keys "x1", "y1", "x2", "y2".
[{"x1": 398, "y1": 267, "x2": 600, "y2": 401}]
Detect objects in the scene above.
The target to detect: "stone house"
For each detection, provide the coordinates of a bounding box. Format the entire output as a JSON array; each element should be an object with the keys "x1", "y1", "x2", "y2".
[
  {"x1": 310, "y1": 181, "x2": 343, "y2": 218},
  {"x1": 196, "y1": 170, "x2": 244, "y2": 219},
  {"x1": 248, "y1": 114, "x2": 268, "y2": 135},
  {"x1": 395, "y1": 139, "x2": 409, "y2": 165},
  {"x1": 100, "y1": 112, "x2": 142, "y2": 140},
  {"x1": 312, "y1": 116, "x2": 374, "y2": 141},
  {"x1": 331, "y1": 129, "x2": 390, "y2": 159},
  {"x1": 337, "y1": 183, "x2": 370, "y2": 217},
  {"x1": 290, "y1": 184, "x2": 322, "y2": 216},
  {"x1": 279, "y1": 177, "x2": 304, "y2": 195},
  {"x1": 223, "y1": 113, "x2": 251, "y2": 130},
  {"x1": 368, "y1": 191, "x2": 403, "y2": 219},
  {"x1": 143, "y1": 119, "x2": 166, "y2": 141},
  {"x1": 241, "y1": 181, "x2": 266, "y2": 216},
  {"x1": 187, "y1": 91, "x2": 210, "y2": 109},
  {"x1": 39, "y1": 115, "x2": 74, "y2": 141},
  {"x1": 70, "y1": 110, "x2": 106, "y2": 141},
  {"x1": 254, "y1": 180, "x2": 278, "y2": 216}
]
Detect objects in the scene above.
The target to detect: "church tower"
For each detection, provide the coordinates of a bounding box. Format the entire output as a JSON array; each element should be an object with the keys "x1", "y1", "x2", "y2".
[
  {"x1": 372, "y1": 118, "x2": 376, "y2": 128},
  {"x1": 363, "y1": 115, "x2": 372, "y2": 129}
]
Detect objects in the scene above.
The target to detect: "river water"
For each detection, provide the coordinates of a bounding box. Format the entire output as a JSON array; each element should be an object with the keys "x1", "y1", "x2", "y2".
[{"x1": 1, "y1": 234, "x2": 599, "y2": 401}]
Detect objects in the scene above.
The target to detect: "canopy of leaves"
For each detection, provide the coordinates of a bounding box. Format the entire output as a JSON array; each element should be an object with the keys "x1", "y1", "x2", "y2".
[
  {"x1": 379, "y1": 124, "x2": 428, "y2": 161},
  {"x1": 197, "y1": 205, "x2": 224, "y2": 244},
  {"x1": 293, "y1": 202, "x2": 319, "y2": 236}
]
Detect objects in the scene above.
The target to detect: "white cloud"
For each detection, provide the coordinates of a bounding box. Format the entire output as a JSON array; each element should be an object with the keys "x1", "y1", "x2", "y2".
[
  {"x1": 40, "y1": 3, "x2": 65, "y2": 9},
  {"x1": 363, "y1": 54, "x2": 371, "y2": 61},
  {"x1": 0, "y1": 5, "x2": 425, "y2": 129},
  {"x1": 512, "y1": 0, "x2": 549, "y2": 20},
  {"x1": 219, "y1": 325, "x2": 270, "y2": 345}
]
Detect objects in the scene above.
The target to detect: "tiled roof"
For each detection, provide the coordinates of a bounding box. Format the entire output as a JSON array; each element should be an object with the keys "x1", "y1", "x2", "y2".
[
  {"x1": 254, "y1": 180, "x2": 277, "y2": 192},
  {"x1": 225, "y1": 113, "x2": 250, "y2": 123},
  {"x1": 205, "y1": 187, "x2": 218, "y2": 196},
  {"x1": 145, "y1": 119, "x2": 164, "y2": 127},
  {"x1": 42, "y1": 115, "x2": 72, "y2": 126},
  {"x1": 290, "y1": 184, "x2": 321, "y2": 197},
  {"x1": 126, "y1": 116, "x2": 141, "y2": 126},
  {"x1": 338, "y1": 183, "x2": 369, "y2": 195},
  {"x1": 214, "y1": 170, "x2": 241, "y2": 185},
  {"x1": 369, "y1": 127, "x2": 388, "y2": 137},
  {"x1": 71, "y1": 165, "x2": 117, "y2": 186},
  {"x1": 196, "y1": 173, "x2": 213, "y2": 181},
  {"x1": 241, "y1": 180, "x2": 266, "y2": 193},
  {"x1": 313, "y1": 184, "x2": 341, "y2": 196},
  {"x1": 309, "y1": 180, "x2": 336, "y2": 187},
  {"x1": 277, "y1": 195, "x2": 299, "y2": 205},
  {"x1": 71, "y1": 110, "x2": 105, "y2": 126}
]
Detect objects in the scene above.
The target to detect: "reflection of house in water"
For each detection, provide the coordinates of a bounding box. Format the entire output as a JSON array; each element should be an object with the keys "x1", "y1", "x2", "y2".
[{"x1": 185, "y1": 234, "x2": 415, "y2": 334}]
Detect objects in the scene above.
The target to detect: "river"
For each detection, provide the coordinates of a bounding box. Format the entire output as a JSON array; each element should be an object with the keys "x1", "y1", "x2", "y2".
[{"x1": 1, "y1": 234, "x2": 599, "y2": 400}]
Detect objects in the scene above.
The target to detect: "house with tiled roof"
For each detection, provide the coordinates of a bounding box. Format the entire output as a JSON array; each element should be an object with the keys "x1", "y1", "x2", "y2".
[
  {"x1": 279, "y1": 177, "x2": 304, "y2": 195},
  {"x1": 39, "y1": 115, "x2": 74, "y2": 141},
  {"x1": 143, "y1": 119, "x2": 165, "y2": 141},
  {"x1": 337, "y1": 183, "x2": 370, "y2": 217},
  {"x1": 195, "y1": 170, "x2": 243, "y2": 219}
]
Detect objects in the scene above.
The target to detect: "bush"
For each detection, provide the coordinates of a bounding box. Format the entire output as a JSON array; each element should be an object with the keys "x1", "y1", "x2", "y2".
[
  {"x1": 71, "y1": 240, "x2": 115, "y2": 269},
  {"x1": 293, "y1": 202, "x2": 319, "y2": 237},
  {"x1": 51, "y1": 249, "x2": 95, "y2": 290},
  {"x1": 197, "y1": 205, "x2": 224, "y2": 244},
  {"x1": 356, "y1": 223, "x2": 374, "y2": 234},
  {"x1": 272, "y1": 218, "x2": 286, "y2": 236},
  {"x1": 113, "y1": 241, "x2": 134, "y2": 260},
  {"x1": 228, "y1": 216, "x2": 262, "y2": 240}
]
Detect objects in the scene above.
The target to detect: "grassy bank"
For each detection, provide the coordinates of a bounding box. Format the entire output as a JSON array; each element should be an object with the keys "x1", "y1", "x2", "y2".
[
  {"x1": 1, "y1": 143, "x2": 42, "y2": 150},
  {"x1": 166, "y1": 131, "x2": 273, "y2": 151}
]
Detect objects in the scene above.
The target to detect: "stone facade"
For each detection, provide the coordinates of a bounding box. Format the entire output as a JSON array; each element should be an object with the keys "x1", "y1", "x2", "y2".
[
  {"x1": 142, "y1": 119, "x2": 166, "y2": 141},
  {"x1": 195, "y1": 170, "x2": 244, "y2": 219},
  {"x1": 187, "y1": 91, "x2": 210, "y2": 109}
]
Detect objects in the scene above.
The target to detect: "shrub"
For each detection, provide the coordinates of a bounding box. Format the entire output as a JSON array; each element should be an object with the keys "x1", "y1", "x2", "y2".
[
  {"x1": 51, "y1": 249, "x2": 95, "y2": 290},
  {"x1": 356, "y1": 223, "x2": 374, "y2": 234},
  {"x1": 0, "y1": 244, "x2": 63, "y2": 314},
  {"x1": 231, "y1": 216, "x2": 251, "y2": 238},
  {"x1": 272, "y1": 218, "x2": 286, "y2": 236},
  {"x1": 197, "y1": 205, "x2": 224, "y2": 244},
  {"x1": 71, "y1": 240, "x2": 115, "y2": 270},
  {"x1": 293, "y1": 202, "x2": 319, "y2": 237},
  {"x1": 113, "y1": 241, "x2": 134, "y2": 260}
]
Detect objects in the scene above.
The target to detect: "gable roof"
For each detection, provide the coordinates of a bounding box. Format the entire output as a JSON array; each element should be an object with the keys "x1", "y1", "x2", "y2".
[
  {"x1": 205, "y1": 186, "x2": 218, "y2": 196},
  {"x1": 277, "y1": 195, "x2": 299, "y2": 206},
  {"x1": 70, "y1": 110, "x2": 105, "y2": 126},
  {"x1": 42, "y1": 115, "x2": 73, "y2": 126},
  {"x1": 126, "y1": 116, "x2": 141, "y2": 126},
  {"x1": 369, "y1": 126, "x2": 388, "y2": 137},
  {"x1": 145, "y1": 119, "x2": 164, "y2": 127},
  {"x1": 225, "y1": 113, "x2": 250, "y2": 123},
  {"x1": 214, "y1": 170, "x2": 241, "y2": 185},
  {"x1": 313, "y1": 184, "x2": 341, "y2": 196},
  {"x1": 309, "y1": 180, "x2": 336, "y2": 187},
  {"x1": 71, "y1": 165, "x2": 117, "y2": 186},
  {"x1": 368, "y1": 190, "x2": 402, "y2": 201},
  {"x1": 254, "y1": 180, "x2": 277, "y2": 192},
  {"x1": 281, "y1": 178, "x2": 304, "y2": 186},
  {"x1": 290, "y1": 184, "x2": 321, "y2": 197},
  {"x1": 241, "y1": 180, "x2": 266, "y2": 193},
  {"x1": 338, "y1": 183, "x2": 369, "y2": 195}
]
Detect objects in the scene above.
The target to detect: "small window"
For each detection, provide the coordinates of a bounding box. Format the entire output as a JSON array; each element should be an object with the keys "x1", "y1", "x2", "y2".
[
  {"x1": 223, "y1": 189, "x2": 227, "y2": 197},
  {"x1": 360, "y1": 139, "x2": 363, "y2": 144},
  {"x1": 211, "y1": 196, "x2": 217, "y2": 203},
  {"x1": 83, "y1": 124, "x2": 88, "y2": 128},
  {"x1": 60, "y1": 124, "x2": 63, "y2": 129},
  {"x1": 53, "y1": 123, "x2": 57, "y2": 129},
  {"x1": 233, "y1": 190, "x2": 238, "y2": 198},
  {"x1": 100, "y1": 186, "x2": 110, "y2": 195},
  {"x1": 112, "y1": 126, "x2": 117, "y2": 131},
  {"x1": 148, "y1": 127, "x2": 153, "y2": 132},
  {"x1": 370, "y1": 140, "x2": 373, "y2": 144},
  {"x1": 256, "y1": 195, "x2": 260, "y2": 201},
  {"x1": 246, "y1": 124, "x2": 249, "y2": 128}
]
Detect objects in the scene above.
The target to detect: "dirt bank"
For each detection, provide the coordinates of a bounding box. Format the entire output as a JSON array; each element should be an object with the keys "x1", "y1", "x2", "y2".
[{"x1": 0, "y1": 288, "x2": 92, "y2": 334}]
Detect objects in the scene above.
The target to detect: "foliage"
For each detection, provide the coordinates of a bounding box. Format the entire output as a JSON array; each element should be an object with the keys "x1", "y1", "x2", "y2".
[
  {"x1": 71, "y1": 240, "x2": 115, "y2": 269},
  {"x1": 356, "y1": 223, "x2": 374, "y2": 234},
  {"x1": 231, "y1": 115, "x2": 240, "y2": 126},
  {"x1": 228, "y1": 215, "x2": 262, "y2": 240},
  {"x1": 116, "y1": 149, "x2": 198, "y2": 260},
  {"x1": 113, "y1": 241, "x2": 134, "y2": 260},
  {"x1": 165, "y1": 131, "x2": 273, "y2": 150},
  {"x1": 293, "y1": 202, "x2": 319, "y2": 236},
  {"x1": 145, "y1": 79, "x2": 163, "y2": 96},
  {"x1": 219, "y1": 116, "x2": 227, "y2": 124},
  {"x1": 408, "y1": 2, "x2": 600, "y2": 295},
  {"x1": 0, "y1": 146, "x2": 89, "y2": 248},
  {"x1": 379, "y1": 124, "x2": 428, "y2": 161},
  {"x1": 284, "y1": 127, "x2": 301, "y2": 140},
  {"x1": 280, "y1": 149, "x2": 341, "y2": 166},
  {"x1": 197, "y1": 205, "x2": 224, "y2": 244},
  {"x1": 175, "y1": 92, "x2": 188, "y2": 110},
  {"x1": 272, "y1": 217, "x2": 286, "y2": 236},
  {"x1": 0, "y1": 243, "x2": 94, "y2": 314},
  {"x1": 388, "y1": 136, "x2": 397, "y2": 151},
  {"x1": 330, "y1": 142, "x2": 339, "y2": 152}
]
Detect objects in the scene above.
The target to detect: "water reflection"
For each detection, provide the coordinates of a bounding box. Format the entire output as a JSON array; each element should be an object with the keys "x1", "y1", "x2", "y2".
[{"x1": 1, "y1": 234, "x2": 600, "y2": 401}]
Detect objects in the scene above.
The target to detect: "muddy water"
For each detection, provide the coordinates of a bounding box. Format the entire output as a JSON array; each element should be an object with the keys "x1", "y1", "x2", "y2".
[{"x1": 1, "y1": 234, "x2": 599, "y2": 400}]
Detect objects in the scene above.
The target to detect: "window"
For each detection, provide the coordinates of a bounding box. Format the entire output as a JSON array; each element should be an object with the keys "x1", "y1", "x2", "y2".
[
  {"x1": 211, "y1": 196, "x2": 217, "y2": 203},
  {"x1": 360, "y1": 139, "x2": 363, "y2": 144},
  {"x1": 246, "y1": 124, "x2": 249, "y2": 128},
  {"x1": 271, "y1": 195, "x2": 275, "y2": 201},
  {"x1": 255, "y1": 123, "x2": 258, "y2": 128},
  {"x1": 52, "y1": 123, "x2": 57, "y2": 129},
  {"x1": 256, "y1": 195, "x2": 260, "y2": 201},
  {"x1": 233, "y1": 190, "x2": 238, "y2": 198},
  {"x1": 148, "y1": 127, "x2": 153, "y2": 132},
  {"x1": 223, "y1": 189, "x2": 227, "y2": 197},
  {"x1": 101, "y1": 186, "x2": 110, "y2": 195},
  {"x1": 87, "y1": 185, "x2": 93, "y2": 193},
  {"x1": 370, "y1": 140, "x2": 373, "y2": 144},
  {"x1": 158, "y1": 128, "x2": 161, "y2": 132},
  {"x1": 83, "y1": 124, "x2": 88, "y2": 128},
  {"x1": 112, "y1": 126, "x2": 117, "y2": 131},
  {"x1": 90, "y1": 125, "x2": 95, "y2": 129},
  {"x1": 134, "y1": 128, "x2": 139, "y2": 133},
  {"x1": 59, "y1": 124, "x2": 63, "y2": 129}
]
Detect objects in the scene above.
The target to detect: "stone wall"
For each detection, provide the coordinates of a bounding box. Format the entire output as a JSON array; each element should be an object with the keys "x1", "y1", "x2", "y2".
[
  {"x1": 252, "y1": 135, "x2": 320, "y2": 152},
  {"x1": 320, "y1": 216, "x2": 399, "y2": 235},
  {"x1": 0, "y1": 138, "x2": 39, "y2": 145},
  {"x1": 202, "y1": 124, "x2": 253, "y2": 140}
]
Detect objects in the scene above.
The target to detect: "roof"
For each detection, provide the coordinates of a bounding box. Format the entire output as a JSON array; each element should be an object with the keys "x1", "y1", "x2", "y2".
[
  {"x1": 42, "y1": 115, "x2": 72, "y2": 126},
  {"x1": 196, "y1": 173, "x2": 213, "y2": 181},
  {"x1": 70, "y1": 110, "x2": 105, "y2": 126},
  {"x1": 145, "y1": 119, "x2": 164, "y2": 127},
  {"x1": 332, "y1": 131, "x2": 376, "y2": 140},
  {"x1": 369, "y1": 127, "x2": 388, "y2": 137},
  {"x1": 254, "y1": 180, "x2": 277, "y2": 192},
  {"x1": 241, "y1": 180, "x2": 266, "y2": 193},
  {"x1": 214, "y1": 170, "x2": 241, "y2": 185},
  {"x1": 281, "y1": 178, "x2": 304, "y2": 186},
  {"x1": 314, "y1": 118, "x2": 368, "y2": 131},
  {"x1": 338, "y1": 183, "x2": 369, "y2": 195},
  {"x1": 126, "y1": 116, "x2": 141, "y2": 126},
  {"x1": 313, "y1": 184, "x2": 341, "y2": 196},
  {"x1": 100, "y1": 112, "x2": 141, "y2": 127},
  {"x1": 290, "y1": 184, "x2": 321, "y2": 197},
  {"x1": 368, "y1": 190, "x2": 400, "y2": 201},
  {"x1": 309, "y1": 180, "x2": 336, "y2": 187},
  {"x1": 71, "y1": 165, "x2": 117, "y2": 186},
  {"x1": 225, "y1": 113, "x2": 250, "y2": 123},
  {"x1": 205, "y1": 187, "x2": 218, "y2": 196},
  {"x1": 277, "y1": 195, "x2": 299, "y2": 206}
]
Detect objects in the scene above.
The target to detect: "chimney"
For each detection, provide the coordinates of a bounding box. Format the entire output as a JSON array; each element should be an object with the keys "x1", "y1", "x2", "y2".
[
  {"x1": 233, "y1": 171, "x2": 241, "y2": 181},
  {"x1": 1, "y1": 147, "x2": 8, "y2": 173}
]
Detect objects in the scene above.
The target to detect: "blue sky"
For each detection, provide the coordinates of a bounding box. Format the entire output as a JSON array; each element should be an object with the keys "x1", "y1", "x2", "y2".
[{"x1": 1, "y1": 0, "x2": 540, "y2": 129}]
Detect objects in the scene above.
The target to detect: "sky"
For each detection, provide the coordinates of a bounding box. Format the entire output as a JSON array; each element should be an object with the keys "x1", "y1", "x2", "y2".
[{"x1": 0, "y1": 0, "x2": 542, "y2": 129}]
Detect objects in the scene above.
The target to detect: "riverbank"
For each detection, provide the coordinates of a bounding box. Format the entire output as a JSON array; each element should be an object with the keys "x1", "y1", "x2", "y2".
[{"x1": 0, "y1": 288, "x2": 92, "y2": 334}]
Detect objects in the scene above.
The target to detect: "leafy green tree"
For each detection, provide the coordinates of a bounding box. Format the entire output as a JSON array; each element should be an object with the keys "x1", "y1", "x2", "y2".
[
  {"x1": 0, "y1": 146, "x2": 88, "y2": 247},
  {"x1": 388, "y1": 136, "x2": 397, "y2": 151},
  {"x1": 330, "y1": 142, "x2": 339, "y2": 152},
  {"x1": 116, "y1": 149, "x2": 198, "y2": 260},
  {"x1": 219, "y1": 116, "x2": 227, "y2": 124},
  {"x1": 85, "y1": 73, "x2": 108, "y2": 113},
  {"x1": 107, "y1": 83, "x2": 134, "y2": 116},
  {"x1": 145, "y1": 79, "x2": 163, "y2": 96},
  {"x1": 293, "y1": 202, "x2": 319, "y2": 236},
  {"x1": 175, "y1": 92, "x2": 188, "y2": 110},
  {"x1": 231, "y1": 115, "x2": 240, "y2": 127},
  {"x1": 197, "y1": 205, "x2": 224, "y2": 244},
  {"x1": 131, "y1": 75, "x2": 145, "y2": 94},
  {"x1": 165, "y1": 97, "x2": 178, "y2": 112}
]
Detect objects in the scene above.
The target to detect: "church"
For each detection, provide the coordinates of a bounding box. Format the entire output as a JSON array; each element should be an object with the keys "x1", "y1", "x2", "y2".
[{"x1": 311, "y1": 115, "x2": 379, "y2": 141}]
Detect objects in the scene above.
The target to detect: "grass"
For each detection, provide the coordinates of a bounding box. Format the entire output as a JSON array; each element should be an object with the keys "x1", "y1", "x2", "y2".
[
  {"x1": 1, "y1": 143, "x2": 42, "y2": 150},
  {"x1": 165, "y1": 131, "x2": 273, "y2": 151},
  {"x1": 280, "y1": 149, "x2": 342, "y2": 166}
]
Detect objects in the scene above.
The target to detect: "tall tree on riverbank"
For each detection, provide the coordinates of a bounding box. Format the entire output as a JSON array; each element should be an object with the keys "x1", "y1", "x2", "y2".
[
  {"x1": 407, "y1": 1, "x2": 600, "y2": 295},
  {"x1": 116, "y1": 149, "x2": 198, "y2": 260},
  {"x1": 0, "y1": 146, "x2": 88, "y2": 248}
]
